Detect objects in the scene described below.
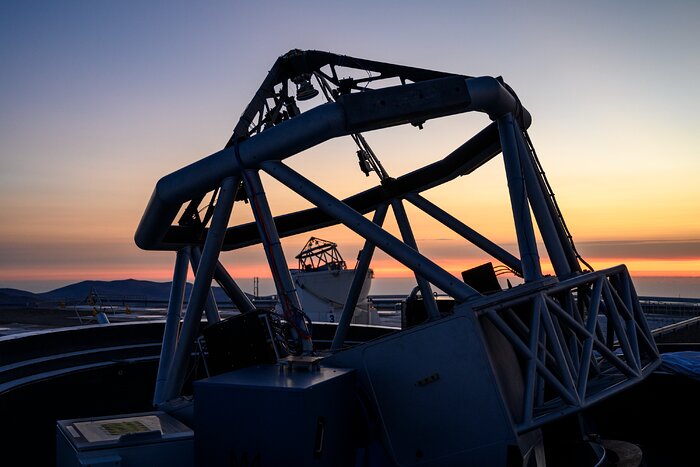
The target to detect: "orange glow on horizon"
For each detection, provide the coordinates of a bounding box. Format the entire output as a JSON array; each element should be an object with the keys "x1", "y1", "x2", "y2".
[
  {"x1": 350, "y1": 256, "x2": 700, "y2": 279},
  {"x1": 585, "y1": 257, "x2": 700, "y2": 277},
  {"x1": 2, "y1": 257, "x2": 697, "y2": 287},
  {"x1": 248, "y1": 256, "x2": 700, "y2": 280}
]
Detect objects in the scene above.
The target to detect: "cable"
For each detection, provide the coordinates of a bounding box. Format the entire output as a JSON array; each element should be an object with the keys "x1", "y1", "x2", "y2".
[
  {"x1": 499, "y1": 80, "x2": 594, "y2": 273},
  {"x1": 523, "y1": 130, "x2": 594, "y2": 272}
]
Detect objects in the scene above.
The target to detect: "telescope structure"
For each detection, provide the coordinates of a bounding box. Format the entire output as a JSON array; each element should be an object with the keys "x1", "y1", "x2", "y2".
[{"x1": 134, "y1": 50, "x2": 659, "y2": 466}]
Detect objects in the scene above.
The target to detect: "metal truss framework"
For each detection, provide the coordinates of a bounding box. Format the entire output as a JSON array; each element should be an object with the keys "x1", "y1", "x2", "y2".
[
  {"x1": 471, "y1": 265, "x2": 659, "y2": 432},
  {"x1": 137, "y1": 50, "x2": 659, "y2": 423},
  {"x1": 295, "y1": 237, "x2": 347, "y2": 271}
]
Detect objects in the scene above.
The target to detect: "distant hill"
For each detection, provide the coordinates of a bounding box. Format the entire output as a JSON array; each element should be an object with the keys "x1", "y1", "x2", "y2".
[
  {"x1": 0, "y1": 288, "x2": 41, "y2": 307},
  {"x1": 1, "y1": 279, "x2": 245, "y2": 306},
  {"x1": 39, "y1": 279, "x2": 187, "y2": 301},
  {"x1": 0, "y1": 288, "x2": 40, "y2": 299}
]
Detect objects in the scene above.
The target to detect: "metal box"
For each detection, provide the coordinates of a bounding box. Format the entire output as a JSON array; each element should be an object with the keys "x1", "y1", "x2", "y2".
[
  {"x1": 194, "y1": 364, "x2": 356, "y2": 466},
  {"x1": 56, "y1": 411, "x2": 193, "y2": 467},
  {"x1": 325, "y1": 314, "x2": 520, "y2": 466}
]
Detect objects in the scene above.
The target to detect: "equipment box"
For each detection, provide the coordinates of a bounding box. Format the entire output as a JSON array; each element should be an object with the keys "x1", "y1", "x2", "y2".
[
  {"x1": 56, "y1": 411, "x2": 193, "y2": 467},
  {"x1": 195, "y1": 364, "x2": 356, "y2": 467}
]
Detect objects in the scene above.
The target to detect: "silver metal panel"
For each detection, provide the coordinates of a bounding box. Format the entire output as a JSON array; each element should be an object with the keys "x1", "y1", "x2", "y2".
[{"x1": 327, "y1": 315, "x2": 518, "y2": 466}]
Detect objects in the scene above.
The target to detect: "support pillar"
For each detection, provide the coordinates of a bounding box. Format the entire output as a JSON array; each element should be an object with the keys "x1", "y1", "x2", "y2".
[
  {"x1": 162, "y1": 176, "x2": 237, "y2": 401},
  {"x1": 153, "y1": 246, "x2": 190, "y2": 406},
  {"x1": 190, "y1": 247, "x2": 221, "y2": 324},
  {"x1": 406, "y1": 193, "x2": 522, "y2": 275},
  {"x1": 243, "y1": 169, "x2": 312, "y2": 353},
  {"x1": 214, "y1": 261, "x2": 256, "y2": 314},
  {"x1": 331, "y1": 204, "x2": 388, "y2": 351},
  {"x1": 392, "y1": 199, "x2": 440, "y2": 320},
  {"x1": 515, "y1": 131, "x2": 579, "y2": 276},
  {"x1": 497, "y1": 113, "x2": 542, "y2": 282}
]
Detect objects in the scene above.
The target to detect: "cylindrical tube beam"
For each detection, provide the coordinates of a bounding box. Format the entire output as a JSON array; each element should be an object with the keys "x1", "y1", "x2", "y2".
[
  {"x1": 406, "y1": 193, "x2": 522, "y2": 274},
  {"x1": 162, "y1": 176, "x2": 237, "y2": 401},
  {"x1": 135, "y1": 105, "x2": 347, "y2": 250},
  {"x1": 331, "y1": 204, "x2": 389, "y2": 351},
  {"x1": 497, "y1": 113, "x2": 542, "y2": 281},
  {"x1": 243, "y1": 169, "x2": 312, "y2": 353},
  {"x1": 521, "y1": 136, "x2": 581, "y2": 274},
  {"x1": 137, "y1": 76, "x2": 530, "y2": 253},
  {"x1": 214, "y1": 261, "x2": 256, "y2": 314},
  {"x1": 514, "y1": 130, "x2": 572, "y2": 278},
  {"x1": 154, "y1": 246, "x2": 190, "y2": 406},
  {"x1": 261, "y1": 161, "x2": 480, "y2": 302},
  {"x1": 392, "y1": 199, "x2": 441, "y2": 320},
  {"x1": 190, "y1": 247, "x2": 221, "y2": 324}
]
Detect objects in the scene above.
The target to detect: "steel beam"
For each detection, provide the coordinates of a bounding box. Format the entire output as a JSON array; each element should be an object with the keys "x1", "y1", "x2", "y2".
[
  {"x1": 392, "y1": 199, "x2": 440, "y2": 320},
  {"x1": 514, "y1": 130, "x2": 572, "y2": 278},
  {"x1": 522, "y1": 299, "x2": 541, "y2": 425},
  {"x1": 153, "y1": 246, "x2": 190, "y2": 406},
  {"x1": 520, "y1": 135, "x2": 581, "y2": 274},
  {"x1": 243, "y1": 169, "x2": 312, "y2": 353},
  {"x1": 331, "y1": 204, "x2": 388, "y2": 351},
  {"x1": 497, "y1": 113, "x2": 542, "y2": 281},
  {"x1": 261, "y1": 161, "x2": 480, "y2": 302},
  {"x1": 136, "y1": 75, "x2": 529, "y2": 253},
  {"x1": 406, "y1": 193, "x2": 522, "y2": 274},
  {"x1": 214, "y1": 261, "x2": 256, "y2": 314},
  {"x1": 190, "y1": 247, "x2": 221, "y2": 324},
  {"x1": 162, "y1": 176, "x2": 237, "y2": 401}
]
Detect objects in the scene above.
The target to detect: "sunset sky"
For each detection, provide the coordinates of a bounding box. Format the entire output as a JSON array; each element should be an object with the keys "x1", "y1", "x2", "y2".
[{"x1": 1, "y1": 1, "x2": 698, "y2": 295}]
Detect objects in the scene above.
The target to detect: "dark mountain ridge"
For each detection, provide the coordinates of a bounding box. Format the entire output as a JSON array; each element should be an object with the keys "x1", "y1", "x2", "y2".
[{"x1": 0, "y1": 279, "x2": 246, "y2": 306}]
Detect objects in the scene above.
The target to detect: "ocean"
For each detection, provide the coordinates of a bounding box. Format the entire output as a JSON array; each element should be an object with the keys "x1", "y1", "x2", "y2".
[
  {"x1": 244, "y1": 275, "x2": 700, "y2": 299},
  {"x1": 3, "y1": 275, "x2": 698, "y2": 300},
  {"x1": 367, "y1": 276, "x2": 700, "y2": 298}
]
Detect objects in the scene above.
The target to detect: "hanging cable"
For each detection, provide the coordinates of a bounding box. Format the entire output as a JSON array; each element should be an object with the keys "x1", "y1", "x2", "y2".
[
  {"x1": 523, "y1": 130, "x2": 594, "y2": 272},
  {"x1": 498, "y1": 79, "x2": 593, "y2": 273}
]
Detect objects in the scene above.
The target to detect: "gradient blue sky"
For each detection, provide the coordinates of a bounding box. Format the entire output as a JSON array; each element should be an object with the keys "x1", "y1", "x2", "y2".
[{"x1": 1, "y1": 1, "x2": 698, "y2": 293}]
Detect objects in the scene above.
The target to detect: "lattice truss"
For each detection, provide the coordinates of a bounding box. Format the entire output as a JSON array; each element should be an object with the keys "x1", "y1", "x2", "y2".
[
  {"x1": 227, "y1": 49, "x2": 460, "y2": 143},
  {"x1": 296, "y1": 237, "x2": 347, "y2": 271},
  {"x1": 474, "y1": 265, "x2": 659, "y2": 432}
]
